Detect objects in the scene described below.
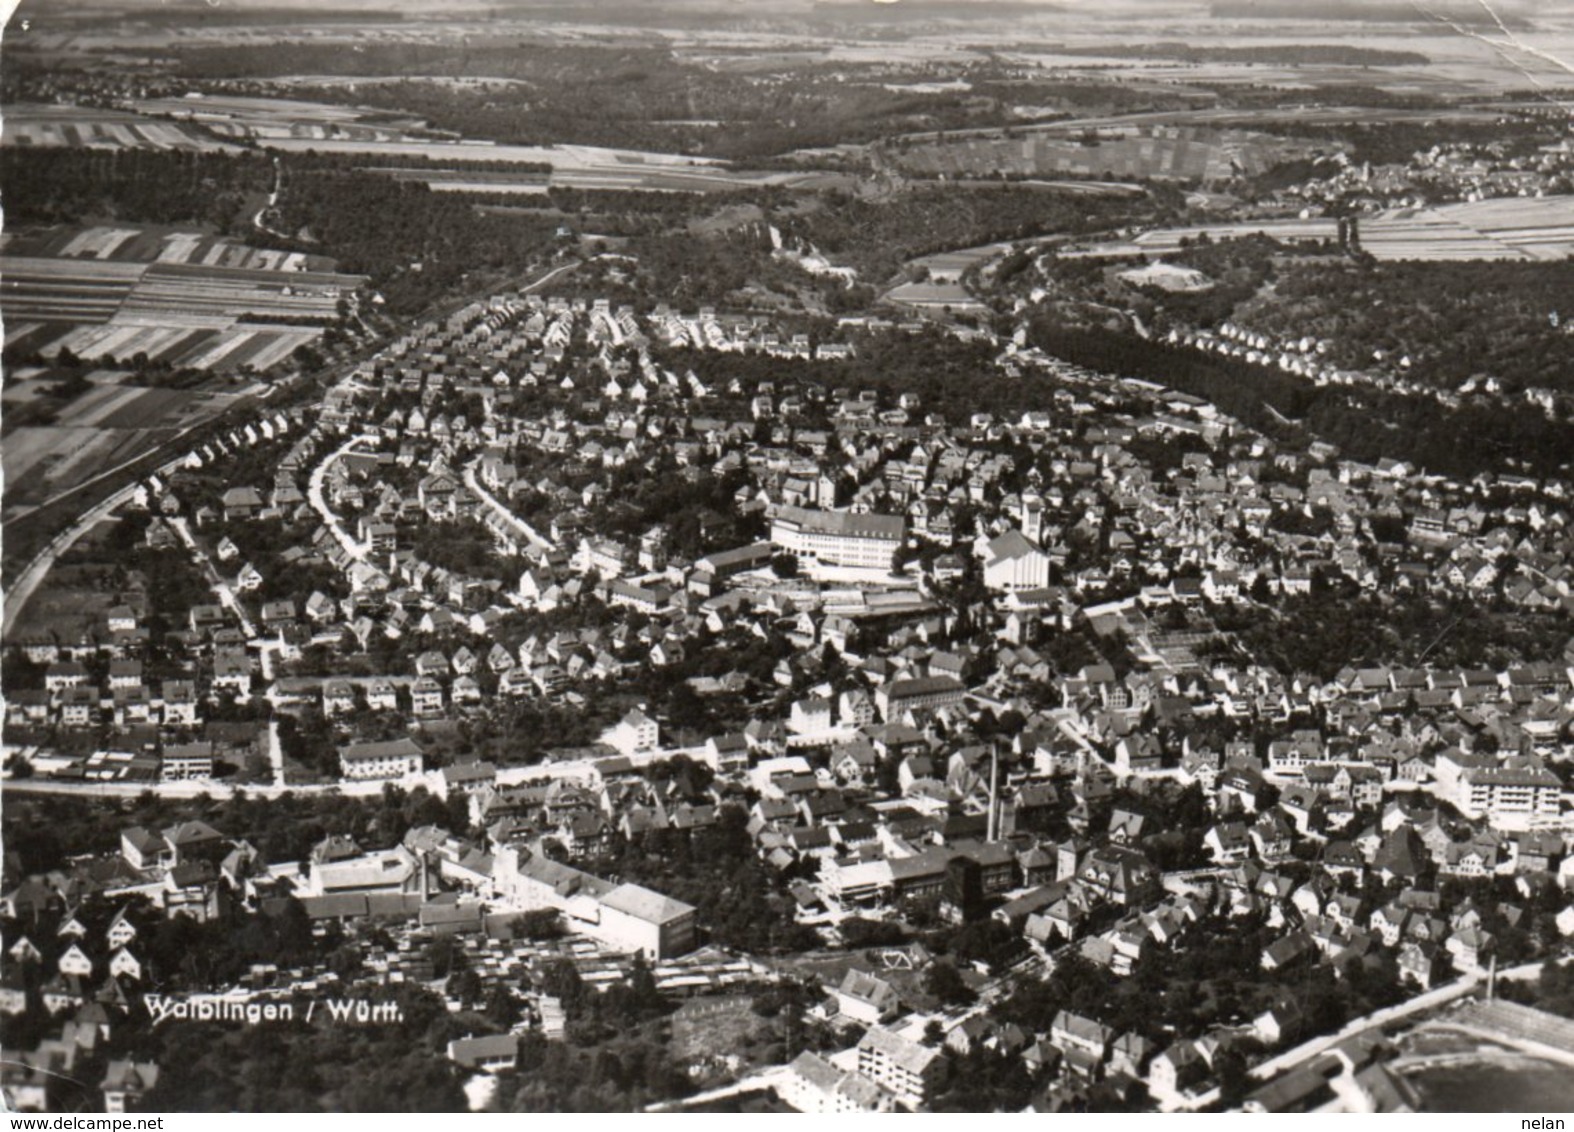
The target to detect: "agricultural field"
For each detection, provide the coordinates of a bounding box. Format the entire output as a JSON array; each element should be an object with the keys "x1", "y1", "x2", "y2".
[
  {"x1": 1359, "y1": 197, "x2": 1574, "y2": 262},
  {"x1": 0, "y1": 257, "x2": 144, "y2": 323},
  {"x1": 129, "y1": 93, "x2": 426, "y2": 142},
  {"x1": 885, "y1": 125, "x2": 1313, "y2": 184},
  {"x1": 1, "y1": 371, "x2": 247, "y2": 512},
  {"x1": 1, "y1": 104, "x2": 241, "y2": 151},
  {"x1": 5, "y1": 224, "x2": 337, "y2": 272},
  {"x1": 2, "y1": 94, "x2": 816, "y2": 193},
  {"x1": 1, "y1": 225, "x2": 365, "y2": 373},
  {"x1": 1066, "y1": 194, "x2": 1574, "y2": 261},
  {"x1": 0, "y1": 224, "x2": 351, "y2": 514},
  {"x1": 260, "y1": 137, "x2": 818, "y2": 192}
]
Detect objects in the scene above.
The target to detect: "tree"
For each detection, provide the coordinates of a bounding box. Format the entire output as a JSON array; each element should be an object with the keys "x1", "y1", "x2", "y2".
[
  {"x1": 484, "y1": 988, "x2": 522, "y2": 1032},
  {"x1": 925, "y1": 959, "x2": 976, "y2": 1006},
  {"x1": 840, "y1": 918, "x2": 908, "y2": 948},
  {"x1": 946, "y1": 919, "x2": 1025, "y2": 975},
  {"x1": 446, "y1": 966, "x2": 484, "y2": 1010},
  {"x1": 519, "y1": 908, "x2": 565, "y2": 940},
  {"x1": 1215, "y1": 1046, "x2": 1250, "y2": 1107}
]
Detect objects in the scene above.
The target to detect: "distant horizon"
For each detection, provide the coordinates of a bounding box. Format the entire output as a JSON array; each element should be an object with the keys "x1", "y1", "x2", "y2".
[{"x1": 7, "y1": 0, "x2": 1563, "y2": 15}]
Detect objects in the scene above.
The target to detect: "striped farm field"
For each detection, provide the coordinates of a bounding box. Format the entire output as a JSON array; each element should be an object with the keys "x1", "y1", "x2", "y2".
[
  {"x1": 95, "y1": 387, "x2": 202, "y2": 430},
  {"x1": 61, "y1": 383, "x2": 148, "y2": 428},
  {"x1": 219, "y1": 329, "x2": 291, "y2": 371},
  {"x1": 5, "y1": 321, "x2": 44, "y2": 347},
  {"x1": 1073, "y1": 194, "x2": 1574, "y2": 262},
  {"x1": 58, "y1": 228, "x2": 140, "y2": 260},
  {"x1": 68, "y1": 324, "x2": 158, "y2": 366},
  {"x1": 115, "y1": 326, "x2": 203, "y2": 362},
  {"x1": 39, "y1": 427, "x2": 148, "y2": 489},
  {"x1": 180, "y1": 329, "x2": 260, "y2": 371},
  {"x1": 236, "y1": 328, "x2": 319, "y2": 372},
  {"x1": 150, "y1": 330, "x2": 220, "y2": 366},
  {"x1": 45, "y1": 324, "x2": 132, "y2": 359},
  {"x1": 11, "y1": 225, "x2": 340, "y2": 272},
  {"x1": 0, "y1": 257, "x2": 146, "y2": 323},
  {"x1": 3, "y1": 322, "x2": 76, "y2": 356},
  {"x1": 2, "y1": 427, "x2": 99, "y2": 483},
  {"x1": 1, "y1": 104, "x2": 242, "y2": 152},
  {"x1": 157, "y1": 233, "x2": 205, "y2": 263},
  {"x1": 119, "y1": 262, "x2": 362, "y2": 323},
  {"x1": 2, "y1": 227, "x2": 361, "y2": 374}
]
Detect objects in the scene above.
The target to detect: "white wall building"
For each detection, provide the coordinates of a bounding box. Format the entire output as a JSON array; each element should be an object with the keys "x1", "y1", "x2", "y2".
[{"x1": 771, "y1": 506, "x2": 905, "y2": 569}]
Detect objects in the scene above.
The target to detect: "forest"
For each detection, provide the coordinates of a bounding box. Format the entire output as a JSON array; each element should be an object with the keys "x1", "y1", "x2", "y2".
[
  {"x1": 1246, "y1": 119, "x2": 1561, "y2": 167},
  {"x1": 1052, "y1": 42, "x2": 1430, "y2": 66},
  {"x1": 0, "y1": 143, "x2": 1167, "y2": 320},
  {"x1": 1028, "y1": 322, "x2": 1574, "y2": 480},
  {"x1": 0, "y1": 148, "x2": 272, "y2": 233},
  {"x1": 171, "y1": 44, "x2": 1015, "y2": 159},
  {"x1": 1234, "y1": 258, "x2": 1574, "y2": 396},
  {"x1": 1032, "y1": 244, "x2": 1574, "y2": 402},
  {"x1": 775, "y1": 184, "x2": 1173, "y2": 283}
]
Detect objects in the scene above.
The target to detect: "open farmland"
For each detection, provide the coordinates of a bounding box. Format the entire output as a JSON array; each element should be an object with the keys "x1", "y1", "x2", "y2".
[
  {"x1": 130, "y1": 93, "x2": 425, "y2": 142},
  {"x1": 1, "y1": 226, "x2": 365, "y2": 374},
  {"x1": 5, "y1": 424, "x2": 172, "y2": 506},
  {"x1": 5, "y1": 224, "x2": 335, "y2": 272},
  {"x1": 120, "y1": 262, "x2": 359, "y2": 321},
  {"x1": 885, "y1": 125, "x2": 1314, "y2": 184},
  {"x1": 1360, "y1": 197, "x2": 1574, "y2": 262},
  {"x1": 260, "y1": 137, "x2": 818, "y2": 192},
  {"x1": 0, "y1": 258, "x2": 145, "y2": 323},
  {"x1": 1, "y1": 375, "x2": 248, "y2": 512},
  {"x1": 3, "y1": 97, "x2": 820, "y2": 193},
  {"x1": 1, "y1": 104, "x2": 242, "y2": 151},
  {"x1": 1067, "y1": 195, "x2": 1574, "y2": 261}
]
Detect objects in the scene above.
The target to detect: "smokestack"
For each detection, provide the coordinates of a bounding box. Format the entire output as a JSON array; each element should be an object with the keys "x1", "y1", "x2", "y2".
[{"x1": 987, "y1": 744, "x2": 1000, "y2": 842}]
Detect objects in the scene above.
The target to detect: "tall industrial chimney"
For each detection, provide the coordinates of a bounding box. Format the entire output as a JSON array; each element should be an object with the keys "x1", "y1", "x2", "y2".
[{"x1": 986, "y1": 743, "x2": 1000, "y2": 842}]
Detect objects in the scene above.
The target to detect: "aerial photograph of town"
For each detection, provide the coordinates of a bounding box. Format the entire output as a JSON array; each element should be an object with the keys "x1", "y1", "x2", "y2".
[{"x1": 2, "y1": 0, "x2": 1574, "y2": 1115}]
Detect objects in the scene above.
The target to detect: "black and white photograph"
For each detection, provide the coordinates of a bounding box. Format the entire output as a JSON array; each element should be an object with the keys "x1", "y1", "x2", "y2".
[{"x1": 2, "y1": 0, "x2": 1574, "y2": 1115}]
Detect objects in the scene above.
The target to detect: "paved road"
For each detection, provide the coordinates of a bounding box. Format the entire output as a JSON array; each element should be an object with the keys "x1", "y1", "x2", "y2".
[
  {"x1": 647, "y1": 1066, "x2": 793, "y2": 1112},
  {"x1": 266, "y1": 719, "x2": 286, "y2": 788},
  {"x1": 520, "y1": 259, "x2": 582, "y2": 295},
  {"x1": 462, "y1": 456, "x2": 558, "y2": 553},
  {"x1": 3, "y1": 479, "x2": 144, "y2": 639},
  {"x1": 307, "y1": 433, "x2": 378, "y2": 563},
  {"x1": 169, "y1": 516, "x2": 258, "y2": 638}
]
